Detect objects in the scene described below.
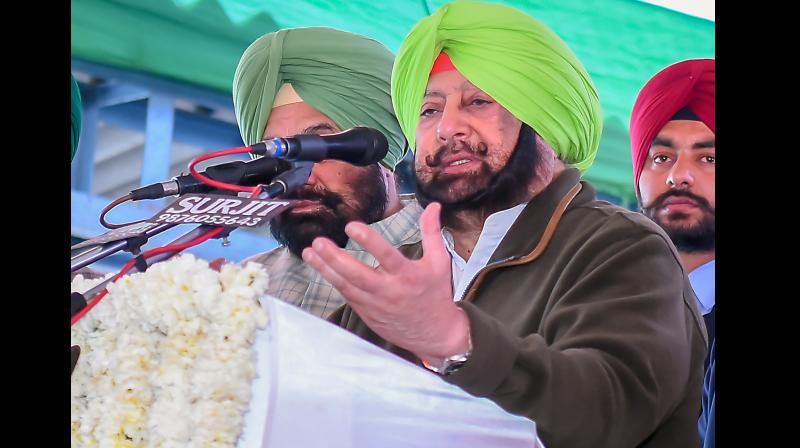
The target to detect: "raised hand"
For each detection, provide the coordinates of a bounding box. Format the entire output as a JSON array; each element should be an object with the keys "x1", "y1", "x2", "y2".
[{"x1": 302, "y1": 202, "x2": 470, "y2": 364}]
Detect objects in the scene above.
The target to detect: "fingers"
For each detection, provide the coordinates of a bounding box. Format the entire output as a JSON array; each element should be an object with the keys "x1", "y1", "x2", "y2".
[
  {"x1": 302, "y1": 237, "x2": 384, "y2": 294},
  {"x1": 419, "y1": 203, "x2": 450, "y2": 266},
  {"x1": 345, "y1": 222, "x2": 408, "y2": 273}
]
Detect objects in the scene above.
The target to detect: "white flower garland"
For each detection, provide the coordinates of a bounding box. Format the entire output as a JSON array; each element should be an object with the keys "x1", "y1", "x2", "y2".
[{"x1": 71, "y1": 254, "x2": 269, "y2": 447}]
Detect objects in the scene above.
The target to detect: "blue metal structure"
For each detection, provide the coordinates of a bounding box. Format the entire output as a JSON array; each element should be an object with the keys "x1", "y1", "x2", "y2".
[{"x1": 71, "y1": 58, "x2": 278, "y2": 273}]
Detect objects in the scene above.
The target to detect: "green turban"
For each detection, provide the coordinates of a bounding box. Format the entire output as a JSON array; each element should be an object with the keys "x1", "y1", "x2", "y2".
[
  {"x1": 71, "y1": 74, "x2": 82, "y2": 162},
  {"x1": 233, "y1": 27, "x2": 407, "y2": 171},
  {"x1": 392, "y1": 1, "x2": 602, "y2": 171}
]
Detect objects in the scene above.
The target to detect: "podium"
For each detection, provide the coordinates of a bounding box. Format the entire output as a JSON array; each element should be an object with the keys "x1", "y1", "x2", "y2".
[
  {"x1": 240, "y1": 296, "x2": 541, "y2": 447},
  {"x1": 71, "y1": 261, "x2": 541, "y2": 447}
]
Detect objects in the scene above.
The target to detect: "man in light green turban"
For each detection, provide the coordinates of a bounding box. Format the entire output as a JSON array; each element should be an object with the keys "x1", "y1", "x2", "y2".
[
  {"x1": 233, "y1": 26, "x2": 422, "y2": 319},
  {"x1": 302, "y1": 3, "x2": 707, "y2": 448}
]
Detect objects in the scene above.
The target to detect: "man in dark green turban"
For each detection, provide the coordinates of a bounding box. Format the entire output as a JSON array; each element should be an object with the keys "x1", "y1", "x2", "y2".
[
  {"x1": 234, "y1": 26, "x2": 421, "y2": 318},
  {"x1": 71, "y1": 74, "x2": 82, "y2": 162},
  {"x1": 301, "y1": 3, "x2": 707, "y2": 447}
]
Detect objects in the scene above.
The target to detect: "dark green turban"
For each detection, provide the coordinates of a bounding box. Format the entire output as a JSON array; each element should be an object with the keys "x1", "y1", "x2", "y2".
[
  {"x1": 233, "y1": 27, "x2": 407, "y2": 170},
  {"x1": 392, "y1": 2, "x2": 603, "y2": 171},
  {"x1": 71, "y1": 74, "x2": 82, "y2": 162}
]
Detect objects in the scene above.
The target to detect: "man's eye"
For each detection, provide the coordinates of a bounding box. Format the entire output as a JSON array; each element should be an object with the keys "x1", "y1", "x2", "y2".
[
  {"x1": 420, "y1": 108, "x2": 438, "y2": 117},
  {"x1": 653, "y1": 155, "x2": 670, "y2": 164},
  {"x1": 703, "y1": 156, "x2": 715, "y2": 164}
]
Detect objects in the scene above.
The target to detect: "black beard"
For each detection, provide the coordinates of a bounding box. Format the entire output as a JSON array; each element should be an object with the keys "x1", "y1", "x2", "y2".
[
  {"x1": 412, "y1": 123, "x2": 540, "y2": 229},
  {"x1": 270, "y1": 164, "x2": 387, "y2": 258},
  {"x1": 642, "y1": 190, "x2": 715, "y2": 253}
]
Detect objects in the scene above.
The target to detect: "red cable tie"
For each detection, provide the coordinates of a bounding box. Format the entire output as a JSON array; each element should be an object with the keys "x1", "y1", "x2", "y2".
[{"x1": 188, "y1": 147, "x2": 261, "y2": 194}]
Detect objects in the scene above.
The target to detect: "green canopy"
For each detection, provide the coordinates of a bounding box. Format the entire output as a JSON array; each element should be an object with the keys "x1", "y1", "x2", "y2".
[{"x1": 72, "y1": 0, "x2": 714, "y2": 205}]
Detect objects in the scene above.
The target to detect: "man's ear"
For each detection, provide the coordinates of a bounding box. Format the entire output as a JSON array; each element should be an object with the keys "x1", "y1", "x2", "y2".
[{"x1": 380, "y1": 164, "x2": 394, "y2": 196}]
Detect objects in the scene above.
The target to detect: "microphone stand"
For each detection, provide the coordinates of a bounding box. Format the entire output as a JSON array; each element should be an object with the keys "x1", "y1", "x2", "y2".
[
  {"x1": 71, "y1": 162, "x2": 312, "y2": 313},
  {"x1": 71, "y1": 222, "x2": 179, "y2": 272}
]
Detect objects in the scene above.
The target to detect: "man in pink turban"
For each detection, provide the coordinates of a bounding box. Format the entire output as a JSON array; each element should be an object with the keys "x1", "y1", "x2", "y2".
[{"x1": 630, "y1": 58, "x2": 715, "y2": 448}]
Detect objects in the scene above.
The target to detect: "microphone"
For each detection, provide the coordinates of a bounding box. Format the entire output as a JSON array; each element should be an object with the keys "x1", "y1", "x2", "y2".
[
  {"x1": 130, "y1": 156, "x2": 292, "y2": 200},
  {"x1": 249, "y1": 127, "x2": 388, "y2": 166}
]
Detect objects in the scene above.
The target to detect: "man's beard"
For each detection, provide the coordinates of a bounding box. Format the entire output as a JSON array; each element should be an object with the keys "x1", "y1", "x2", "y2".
[
  {"x1": 642, "y1": 190, "x2": 715, "y2": 253},
  {"x1": 270, "y1": 164, "x2": 387, "y2": 258},
  {"x1": 412, "y1": 123, "x2": 540, "y2": 229}
]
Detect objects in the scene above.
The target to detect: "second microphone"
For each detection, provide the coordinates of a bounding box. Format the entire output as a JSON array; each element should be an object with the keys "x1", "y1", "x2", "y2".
[{"x1": 249, "y1": 127, "x2": 389, "y2": 166}]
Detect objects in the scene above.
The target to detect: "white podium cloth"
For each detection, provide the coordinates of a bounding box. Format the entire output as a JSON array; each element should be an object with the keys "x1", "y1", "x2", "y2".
[{"x1": 240, "y1": 295, "x2": 542, "y2": 447}]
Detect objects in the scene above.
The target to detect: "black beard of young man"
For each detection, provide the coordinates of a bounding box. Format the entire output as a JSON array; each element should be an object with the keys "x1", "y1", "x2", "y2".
[
  {"x1": 413, "y1": 123, "x2": 541, "y2": 230},
  {"x1": 642, "y1": 190, "x2": 716, "y2": 253},
  {"x1": 269, "y1": 164, "x2": 387, "y2": 258}
]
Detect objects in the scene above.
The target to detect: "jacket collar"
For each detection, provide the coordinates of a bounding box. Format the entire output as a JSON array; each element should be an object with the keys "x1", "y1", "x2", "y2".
[{"x1": 489, "y1": 168, "x2": 592, "y2": 263}]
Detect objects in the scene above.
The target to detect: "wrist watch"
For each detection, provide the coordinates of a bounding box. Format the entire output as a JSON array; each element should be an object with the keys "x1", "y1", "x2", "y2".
[{"x1": 423, "y1": 334, "x2": 473, "y2": 376}]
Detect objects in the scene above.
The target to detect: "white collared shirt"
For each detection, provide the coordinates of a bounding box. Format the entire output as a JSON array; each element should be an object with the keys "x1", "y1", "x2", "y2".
[{"x1": 442, "y1": 203, "x2": 528, "y2": 301}]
